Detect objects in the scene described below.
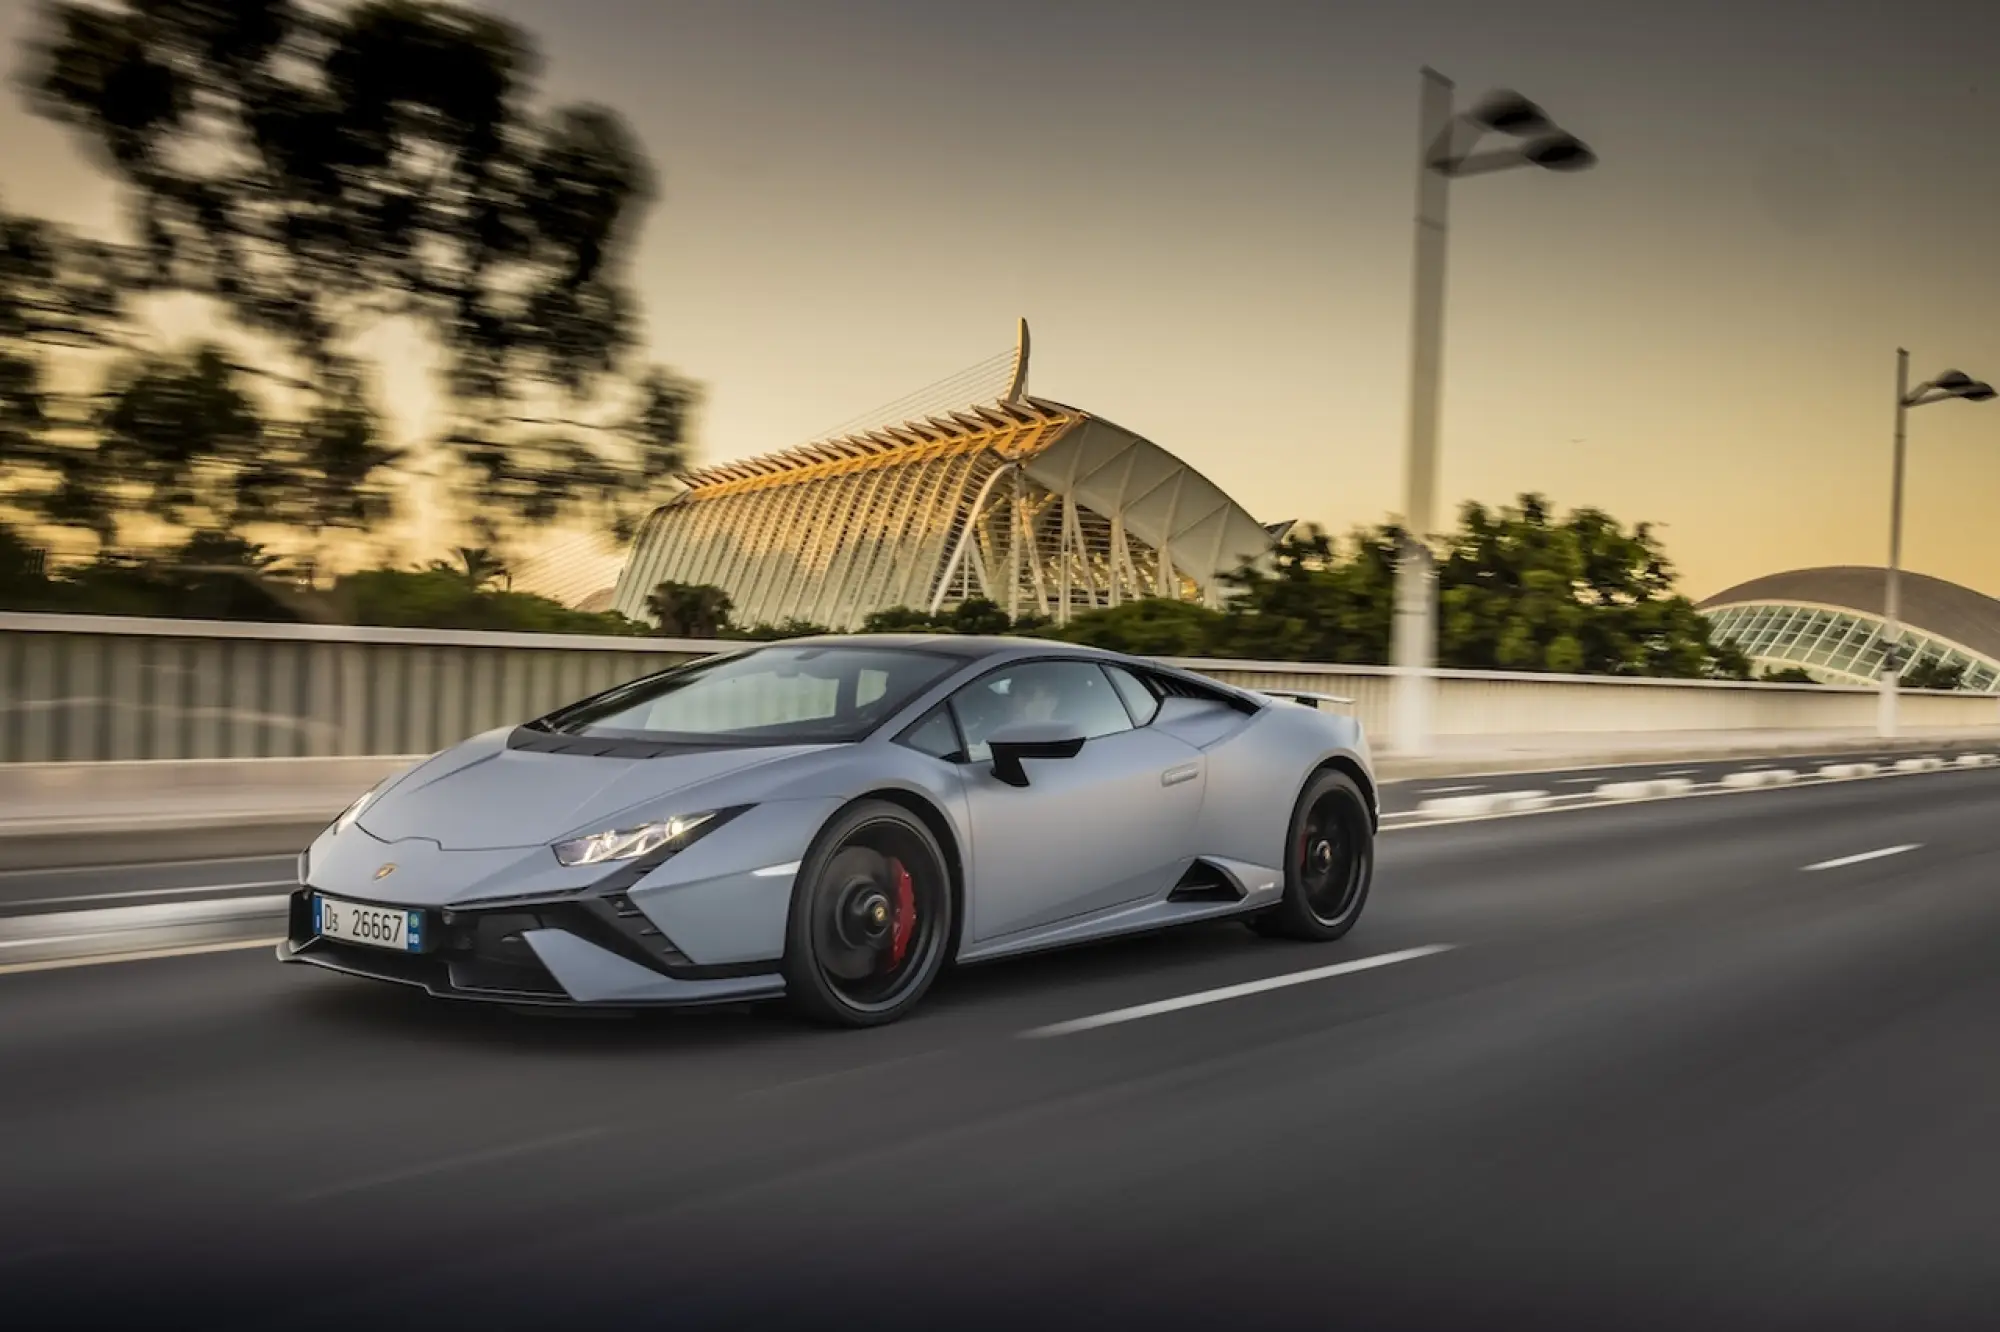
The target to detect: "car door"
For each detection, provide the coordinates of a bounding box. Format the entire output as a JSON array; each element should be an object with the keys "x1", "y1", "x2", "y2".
[{"x1": 949, "y1": 658, "x2": 1206, "y2": 944}]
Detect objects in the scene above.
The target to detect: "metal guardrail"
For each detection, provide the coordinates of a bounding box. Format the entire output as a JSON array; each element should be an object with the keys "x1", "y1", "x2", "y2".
[{"x1": 2, "y1": 612, "x2": 1996, "y2": 763}]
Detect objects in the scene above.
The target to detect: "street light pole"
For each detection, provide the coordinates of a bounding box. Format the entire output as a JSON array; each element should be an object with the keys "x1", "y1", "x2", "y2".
[
  {"x1": 1875, "y1": 352, "x2": 1995, "y2": 737},
  {"x1": 1390, "y1": 68, "x2": 1455, "y2": 758},
  {"x1": 1386, "y1": 72, "x2": 1595, "y2": 756},
  {"x1": 1880, "y1": 349, "x2": 1909, "y2": 738}
]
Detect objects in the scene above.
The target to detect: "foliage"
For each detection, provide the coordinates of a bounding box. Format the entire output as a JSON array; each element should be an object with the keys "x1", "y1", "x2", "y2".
[
  {"x1": 0, "y1": 197, "x2": 131, "y2": 534},
  {"x1": 0, "y1": 527, "x2": 310, "y2": 620},
  {"x1": 621, "y1": 497, "x2": 1749, "y2": 679},
  {"x1": 861, "y1": 598, "x2": 1052, "y2": 639},
  {"x1": 1758, "y1": 666, "x2": 1819, "y2": 684},
  {"x1": 427, "y1": 546, "x2": 509, "y2": 590},
  {"x1": 0, "y1": 526, "x2": 645, "y2": 632},
  {"x1": 725, "y1": 617, "x2": 834, "y2": 642},
  {"x1": 1902, "y1": 657, "x2": 1967, "y2": 691},
  {"x1": 856, "y1": 496, "x2": 1750, "y2": 680},
  {"x1": 1045, "y1": 599, "x2": 1224, "y2": 657},
  {"x1": 331, "y1": 567, "x2": 647, "y2": 633},
  {"x1": 19, "y1": 0, "x2": 700, "y2": 543},
  {"x1": 0, "y1": 491, "x2": 1771, "y2": 683},
  {"x1": 1430, "y1": 496, "x2": 1745, "y2": 678},
  {"x1": 644, "y1": 579, "x2": 734, "y2": 637}
]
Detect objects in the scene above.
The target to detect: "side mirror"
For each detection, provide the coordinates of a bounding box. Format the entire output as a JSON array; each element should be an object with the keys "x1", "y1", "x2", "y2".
[{"x1": 987, "y1": 721, "x2": 1086, "y2": 787}]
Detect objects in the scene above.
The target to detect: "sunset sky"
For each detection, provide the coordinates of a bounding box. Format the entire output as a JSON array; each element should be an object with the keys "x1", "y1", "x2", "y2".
[{"x1": 5, "y1": 0, "x2": 2000, "y2": 600}]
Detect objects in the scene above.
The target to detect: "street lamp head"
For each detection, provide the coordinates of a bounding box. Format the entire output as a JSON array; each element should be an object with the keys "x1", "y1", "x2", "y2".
[
  {"x1": 1934, "y1": 370, "x2": 1975, "y2": 391},
  {"x1": 1468, "y1": 90, "x2": 1553, "y2": 136},
  {"x1": 1523, "y1": 133, "x2": 1597, "y2": 171},
  {"x1": 1959, "y1": 381, "x2": 1996, "y2": 401}
]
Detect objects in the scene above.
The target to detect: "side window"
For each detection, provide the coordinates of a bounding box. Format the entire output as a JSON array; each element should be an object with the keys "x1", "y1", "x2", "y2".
[
  {"x1": 949, "y1": 660, "x2": 1135, "y2": 763},
  {"x1": 897, "y1": 706, "x2": 963, "y2": 761},
  {"x1": 1103, "y1": 664, "x2": 1161, "y2": 725}
]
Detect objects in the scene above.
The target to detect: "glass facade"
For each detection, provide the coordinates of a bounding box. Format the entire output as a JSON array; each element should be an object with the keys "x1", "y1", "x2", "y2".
[{"x1": 1705, "y1": 602, "x2": 2000, "y2": 692}]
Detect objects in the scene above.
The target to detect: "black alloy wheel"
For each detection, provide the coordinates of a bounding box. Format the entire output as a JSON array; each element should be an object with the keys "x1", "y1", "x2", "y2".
[
  {"x1": 783, "y1": 799, "x2": 954, "y2": 1027},
  {"x1": 1249, "y1": 767, "x2": 1374, "y2": 942}
]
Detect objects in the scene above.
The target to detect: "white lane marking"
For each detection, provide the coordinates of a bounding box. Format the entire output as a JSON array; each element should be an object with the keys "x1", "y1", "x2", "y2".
[
  {"x1": 1022, "y1": 945, "x2": 1455, "y2": 1038},
  {"x1": 290, "y1": 1126, "x2": 610, "y2": 1202},
  {"x1": 3, "y1": 879, "x2": 293, "y2": 910},
  {"x1": 1419, "y1": 784, "x2": 1484, "y2": 794},
  {"x1": 1558, "y1": 777, "x2": 1600, "y2": 785},
  {"x1": 0, "y1": 937, "x2": 283, "y2": 976},
  {"x1": 750, "y1": 861, "x2": 802, "y2": 878},
  {"x1": 1803, "y1": 844, "x2": 1920, "y2": 872}
]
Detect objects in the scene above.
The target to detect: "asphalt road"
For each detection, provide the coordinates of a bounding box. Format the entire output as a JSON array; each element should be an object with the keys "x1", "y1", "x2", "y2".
[
  {"x1": 0, "y1": 741, "x2": 1986, "y2": 919},
  {"x1": 6, "y1": 766, "x2": 2000, "y2": 1330}
]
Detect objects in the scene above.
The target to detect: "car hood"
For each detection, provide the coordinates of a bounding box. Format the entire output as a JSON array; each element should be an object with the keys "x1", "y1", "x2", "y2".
[{"x1": 356, "y1": 741, "x2": 837, "y2": 850}]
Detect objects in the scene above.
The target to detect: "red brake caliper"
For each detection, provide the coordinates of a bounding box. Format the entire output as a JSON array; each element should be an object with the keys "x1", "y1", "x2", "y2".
[{"x1": 887, "y1": 859, "x2": 917, "y2": 968}]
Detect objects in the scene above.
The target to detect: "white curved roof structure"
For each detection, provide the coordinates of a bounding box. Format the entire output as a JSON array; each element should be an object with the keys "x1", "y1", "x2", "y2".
[
  {"x1": 609, "y1": 321, "x2": 1277, "y2": 631},
  {"x1": 1702, "y1": 566, "x2": 2000, "y2": 691}
]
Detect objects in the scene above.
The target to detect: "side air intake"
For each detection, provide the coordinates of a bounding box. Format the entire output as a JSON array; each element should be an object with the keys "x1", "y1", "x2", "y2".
[{"x1": 1168, "y1": 859, "x2": 1245, "y2": 904}]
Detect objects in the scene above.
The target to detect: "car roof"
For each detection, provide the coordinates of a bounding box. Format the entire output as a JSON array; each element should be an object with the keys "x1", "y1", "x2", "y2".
[{"x1": 725, "y1": 633, "x2": 1121, "y2": 663}]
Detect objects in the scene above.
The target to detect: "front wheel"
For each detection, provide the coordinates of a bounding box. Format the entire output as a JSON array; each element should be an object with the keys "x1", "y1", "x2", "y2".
[
  {"x1": 1248, "y1": 767, "x2": 1374, "y2": 942},
  {"x1": 782, "y1": 800, "x2": 954, "y2": 1028}
]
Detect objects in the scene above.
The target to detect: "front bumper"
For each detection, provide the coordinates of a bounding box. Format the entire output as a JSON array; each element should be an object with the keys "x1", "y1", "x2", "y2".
[{"x1": 278, "y1": 888, "x2": 785, "y2": 1008}]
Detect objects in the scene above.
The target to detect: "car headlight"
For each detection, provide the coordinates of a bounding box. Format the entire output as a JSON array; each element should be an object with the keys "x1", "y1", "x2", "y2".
[{"x1": 553, "y1": 811, "x2": 718, "y2": 867}]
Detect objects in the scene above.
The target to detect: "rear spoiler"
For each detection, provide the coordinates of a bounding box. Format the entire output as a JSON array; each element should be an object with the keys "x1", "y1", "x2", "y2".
[{"x1": 1253, "y1": 688, "x2": 1354, "y2": 710}]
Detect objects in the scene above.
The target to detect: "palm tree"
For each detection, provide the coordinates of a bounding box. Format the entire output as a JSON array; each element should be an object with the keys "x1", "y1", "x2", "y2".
[{"x1": 428, "y1": 546, "x2": 510, "y2": 590}]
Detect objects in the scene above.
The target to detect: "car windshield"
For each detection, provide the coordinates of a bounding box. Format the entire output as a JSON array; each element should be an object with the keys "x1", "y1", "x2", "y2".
[{"x1": 536, "y1": 644, "x2": 962, "y2": 745}]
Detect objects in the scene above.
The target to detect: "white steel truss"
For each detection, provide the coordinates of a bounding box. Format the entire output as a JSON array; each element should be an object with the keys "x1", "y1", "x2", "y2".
[{"x1": 609, "y1": 324, "x2": 1277, "y2": 631}]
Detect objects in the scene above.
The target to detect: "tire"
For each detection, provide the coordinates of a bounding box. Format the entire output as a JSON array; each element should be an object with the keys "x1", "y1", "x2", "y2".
[
  {"x1": 1248, "y1": 767, "x2": 1374, "y2": 942},
  {"x1": 782, "y1": 799, "x2": 955, "y2": 1028}
]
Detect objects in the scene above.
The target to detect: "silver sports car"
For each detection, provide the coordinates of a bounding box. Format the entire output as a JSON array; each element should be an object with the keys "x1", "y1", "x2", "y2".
[{"x1": 280, "y1": 635, "x2": 1378, "y2": 1027}]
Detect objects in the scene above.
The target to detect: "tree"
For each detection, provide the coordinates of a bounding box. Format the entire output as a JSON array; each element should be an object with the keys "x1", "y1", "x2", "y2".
[
  {"x1": 729, "y1": 617, "x2": 832, "y2": 641},
  {"x1": 232, "y1": 380, "x2": 403, "y2": 558},
  {"x1": 1215, "y1": 524, "x2": 1395, "y2": 663},
  {"x1": 428, "y1": 546, "x2": 510, "y2": 590},
  {"x1": 333, "y1": 566, "x2": 646, "y2": 633},
  {"x1": 0, "y1": 196, "x2": 131, "y2": 538},
  {"x1": 1759, "y1": 666, "x2": 1818, "y2": 684},
  {"x1": 1902, "y1": 657, "x2": 1967, "y2": 691},
  {"x1": 23, "y1": 0, "x2": 700, "y2": 544},
  {"x1": 1429, "y1": 496, "x2": 1748, "y2": 678},
  {"x1": 645, "y1": 580, "x2": 733, "y2": 637},
  {"x1": 92, "y1": 343, "x2": 264, "y2": 530},
  {"x1": 1051, "y1": 599, "x2": 1223, "y2": 657}
]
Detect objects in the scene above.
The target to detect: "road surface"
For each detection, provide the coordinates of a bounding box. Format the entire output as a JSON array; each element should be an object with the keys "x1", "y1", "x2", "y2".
[{"x1": 4, "y1": 763, "x2": 2000, "y2": 1329}]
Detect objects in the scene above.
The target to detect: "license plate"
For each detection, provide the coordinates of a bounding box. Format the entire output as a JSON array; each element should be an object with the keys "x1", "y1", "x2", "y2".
[{"x1": 313, "y1": 895, "x2": 424, "y2": 952}]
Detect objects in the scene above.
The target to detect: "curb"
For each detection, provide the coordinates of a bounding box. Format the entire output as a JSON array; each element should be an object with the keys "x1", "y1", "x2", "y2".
[
  {"x1": 1404, "y1": 747, "x2": 1999, "y2": 827},
  {"x1": 1376, "y1": 732, "x2": 2000, "y2": 782}
]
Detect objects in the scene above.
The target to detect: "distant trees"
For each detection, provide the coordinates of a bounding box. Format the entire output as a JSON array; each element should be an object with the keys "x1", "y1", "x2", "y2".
[
  {"x1": 621, "y1": 495, "x2": 1755, "y2": 680},
  {"x1": 644, "y1": 581, "x2": 736, "y2": 638},
  {"x1": 1049, "y1": 495, "x2": 1749, "y2": 678},
  {"x1": 1902, "y1": 657, "x2": 1968, "y2": 691}
]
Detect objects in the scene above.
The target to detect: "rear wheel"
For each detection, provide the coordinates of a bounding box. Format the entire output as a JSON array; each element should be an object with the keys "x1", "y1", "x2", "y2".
[
  {"x1": 782, "y1": 800, "x2": 954, "y2": 1028},
  {"x1": 1249, "y1": 767, "x2": 1373, "y2": 942}
]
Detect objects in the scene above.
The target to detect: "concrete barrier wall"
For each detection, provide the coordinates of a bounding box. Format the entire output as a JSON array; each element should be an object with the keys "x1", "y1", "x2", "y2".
[
  {"x1": 3, "y1": 611, "x2": 1995, "y2": 764},
  {"x1": 1167, "y1": 658, "x2": 2000, "y2": 738}
]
